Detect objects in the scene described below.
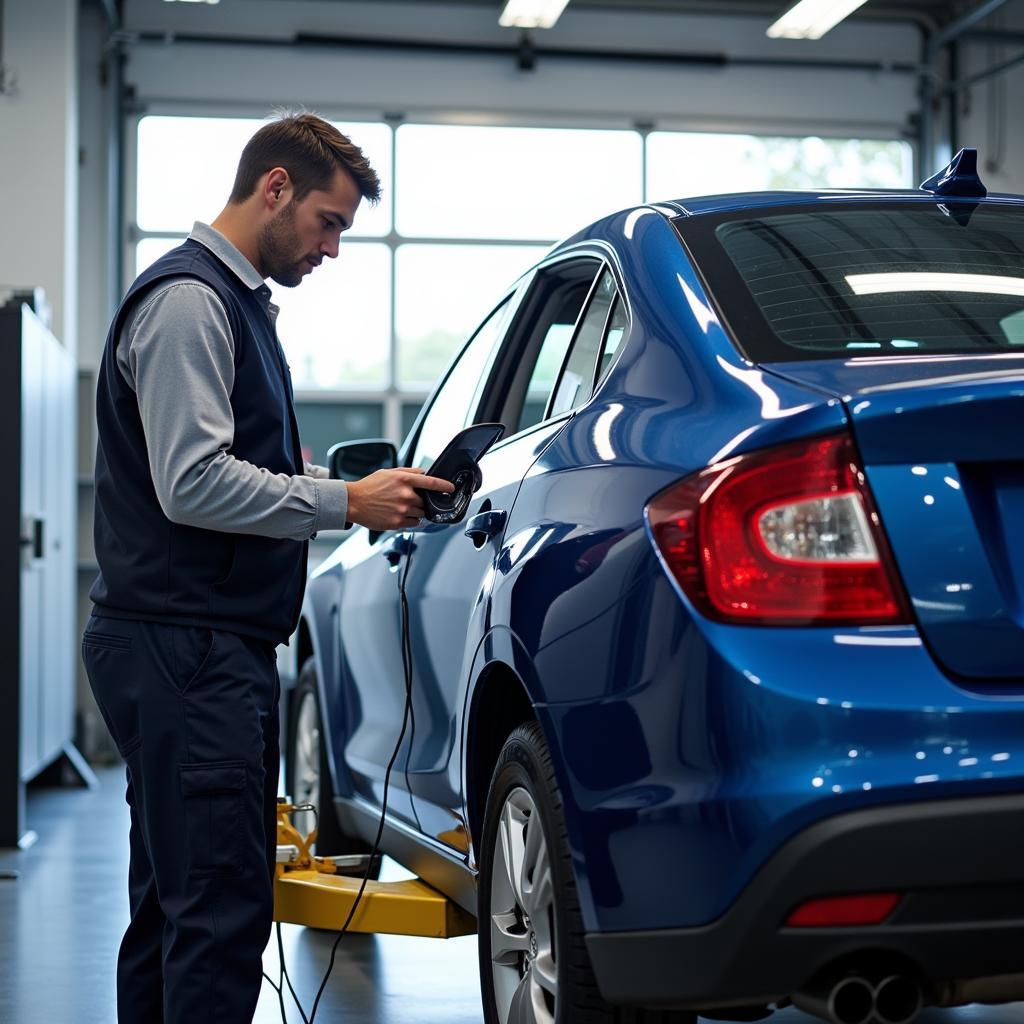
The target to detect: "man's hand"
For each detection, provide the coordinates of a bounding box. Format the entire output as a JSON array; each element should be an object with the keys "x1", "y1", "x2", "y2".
[{"x1": 346, "y1": 467, "x2": 455, "y2": 532}]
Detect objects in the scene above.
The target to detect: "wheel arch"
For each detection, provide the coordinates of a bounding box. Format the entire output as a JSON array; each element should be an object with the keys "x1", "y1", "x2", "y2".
[
  {"x1": 464, "y1": 658, "x2": 537, "y2": 856},
  {"x1": 295, "y1": 616, "x2": 314, "y2": 678}
]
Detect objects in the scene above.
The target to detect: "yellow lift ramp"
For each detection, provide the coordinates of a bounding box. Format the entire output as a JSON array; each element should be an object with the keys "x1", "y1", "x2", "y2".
[{"x1": 273, "y1": 800, "x2": 476, "y2": 939}]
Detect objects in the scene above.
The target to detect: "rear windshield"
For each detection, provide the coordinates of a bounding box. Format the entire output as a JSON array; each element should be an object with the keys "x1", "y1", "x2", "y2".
[{"x1": 675, "y1": 203, "x2": 1024, "y2": 361}]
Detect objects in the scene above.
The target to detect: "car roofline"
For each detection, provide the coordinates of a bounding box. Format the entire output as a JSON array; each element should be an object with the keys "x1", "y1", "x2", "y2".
[{"x1": 664, "y1": 188, "x2": 1024, "y2": 218}]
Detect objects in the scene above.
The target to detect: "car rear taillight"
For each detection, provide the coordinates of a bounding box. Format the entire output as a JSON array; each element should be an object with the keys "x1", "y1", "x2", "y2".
[{"x1": 646, "y1": 432, "x2": 910, "y2": 625}]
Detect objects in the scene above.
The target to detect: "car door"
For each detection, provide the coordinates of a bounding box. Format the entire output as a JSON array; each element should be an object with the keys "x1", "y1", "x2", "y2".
[
  {"x1": 335, "y1": 294, "x2": 517, "y2": 827},
  {"x1": 333, "y1": 514, "x2": 417, "y2": 824},
  {"x1": 402, "y1": 255, "x2": 610, "y2": 850}
]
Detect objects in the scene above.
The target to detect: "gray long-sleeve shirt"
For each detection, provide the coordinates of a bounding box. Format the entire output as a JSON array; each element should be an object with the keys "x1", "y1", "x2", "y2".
[{"x1": 116, "y1": 222, "x2": 349, "y2": 541}]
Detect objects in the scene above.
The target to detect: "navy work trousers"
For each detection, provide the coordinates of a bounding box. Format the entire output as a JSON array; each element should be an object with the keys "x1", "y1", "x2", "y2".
[{"x1": 82, "y1": 615, "x2": 280, "y2": 1024}]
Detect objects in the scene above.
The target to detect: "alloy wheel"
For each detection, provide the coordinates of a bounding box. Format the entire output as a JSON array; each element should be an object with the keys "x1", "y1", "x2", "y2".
[{"x1": 489, "y1": 786, "x2": 558, "y2": 1024}]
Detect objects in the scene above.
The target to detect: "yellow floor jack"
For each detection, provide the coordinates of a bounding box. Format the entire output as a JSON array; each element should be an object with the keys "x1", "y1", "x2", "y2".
[{"x1": 273, "y1": 799, "x2": 476, "y2": 939}]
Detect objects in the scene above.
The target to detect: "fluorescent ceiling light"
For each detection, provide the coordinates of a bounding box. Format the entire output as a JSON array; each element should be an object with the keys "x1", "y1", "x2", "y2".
[
  {"x1": 767, "y1": 0, "x2": 869, "y2": 40},
  {"x1": 846, "y1": 272, "x2": 1024, "y2": 298},
  {"x1": 499, "y1": 0, "x2": 571, "y2": 30},
  {"x1": 163, "y1": 0, "x2": 220, "y2": 4}
]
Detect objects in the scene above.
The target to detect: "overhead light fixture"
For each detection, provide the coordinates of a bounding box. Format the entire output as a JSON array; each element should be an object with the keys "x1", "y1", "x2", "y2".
[
  {"x1": 846, "y1": 272, "x2": 1024, "y2": 298},
  {"x1": 767, "y1": 0, "x2": 869, "y2": 40},
  {"x1": 499, "y1": 0, "x2": 571, "y2": 30},
  {"x1": 163, "y1": 0, "x2": 220, "y2": 4}
]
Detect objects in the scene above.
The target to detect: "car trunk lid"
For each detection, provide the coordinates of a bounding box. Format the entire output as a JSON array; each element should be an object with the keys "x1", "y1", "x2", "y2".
[{"x1": 763, "y1": 356, "x2": 1024, "y2": 681}]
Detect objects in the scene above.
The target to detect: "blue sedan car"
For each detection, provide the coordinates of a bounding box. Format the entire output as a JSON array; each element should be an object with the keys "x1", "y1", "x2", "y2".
[{"x1": 287, "y1": 151, "x2": 1024, "y2": 1024}]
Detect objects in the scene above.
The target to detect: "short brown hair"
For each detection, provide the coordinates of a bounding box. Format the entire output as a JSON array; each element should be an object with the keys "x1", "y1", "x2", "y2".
[{"x1": 229, "y1": 112, "x2": 381, "y2": 205}]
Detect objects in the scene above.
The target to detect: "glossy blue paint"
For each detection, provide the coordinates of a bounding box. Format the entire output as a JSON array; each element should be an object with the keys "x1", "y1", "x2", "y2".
[
  {"x1": 764, "y1": 356, "x2": 1024, "y2": 679},
  {"x1": 300, "y1": 190, "x2": 1024, "y2": 947}
]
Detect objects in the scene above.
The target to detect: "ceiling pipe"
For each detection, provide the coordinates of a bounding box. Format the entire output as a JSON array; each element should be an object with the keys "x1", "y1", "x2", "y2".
[
  {"x1": 944, "y1": 47, "x2": 1024, "y2": 94},
  {"x1": 927, "y1": 0, "x2": 1009, "y2": 56},
  {"x1": 132, "y1": 28, "x2": 919, "y2": 77}
]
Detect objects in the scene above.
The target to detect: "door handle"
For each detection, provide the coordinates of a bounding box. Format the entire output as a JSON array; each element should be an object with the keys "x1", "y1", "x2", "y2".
[
  {"x1": 381, "y1": 535, "x2": 413, "y2": 568},
  {"x1": 464, "y1": 510, "x2": 507, "y2": 546}
]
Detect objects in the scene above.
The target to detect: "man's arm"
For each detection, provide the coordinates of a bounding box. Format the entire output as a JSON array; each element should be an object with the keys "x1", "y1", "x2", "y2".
[{"x1": 122, "y1": 281, "x2": 349, "y2": 541}]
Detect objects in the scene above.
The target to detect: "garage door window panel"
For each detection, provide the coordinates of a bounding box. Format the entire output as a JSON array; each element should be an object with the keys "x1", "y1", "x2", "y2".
[
  {"x1": 270, "y1": 244, "x2": 391, "y2": 389},
  {"x1": 409, "y1": 298, "x2": 512, "y2": 470},
  {"x1": 645, "y1": 132, "x2": 912, "y2": 200},
  {"x1": 396, "y1": 244, "x2": 547, "y2": 390},
  {"x1": 396, "y1": 124, "x2": 642, "y2": 241},
  {"x1": 136, "y1": 115, "x2": 393, "y2": 237}
]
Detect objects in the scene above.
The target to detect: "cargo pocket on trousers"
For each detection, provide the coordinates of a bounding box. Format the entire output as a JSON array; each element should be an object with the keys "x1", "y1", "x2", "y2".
[{"x1": 179, "y1": 760, "x2": 247, "y2": 877}]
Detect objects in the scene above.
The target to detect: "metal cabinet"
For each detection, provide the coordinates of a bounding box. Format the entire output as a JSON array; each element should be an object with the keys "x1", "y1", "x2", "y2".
[{"x1": 1, "y1": 299, "x2": 78, "y2": 848}]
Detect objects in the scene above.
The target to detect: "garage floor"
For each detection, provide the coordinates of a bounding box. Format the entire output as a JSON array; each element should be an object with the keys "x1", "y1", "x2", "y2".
[{"x1": 1, "y1": 769, "x2": 1020, "y2": 1024}]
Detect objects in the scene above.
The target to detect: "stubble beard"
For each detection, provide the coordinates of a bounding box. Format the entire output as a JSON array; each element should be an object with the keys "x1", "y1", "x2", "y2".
[{"x1": 259, "y1": 203, "x2": 306, "y2": 288}]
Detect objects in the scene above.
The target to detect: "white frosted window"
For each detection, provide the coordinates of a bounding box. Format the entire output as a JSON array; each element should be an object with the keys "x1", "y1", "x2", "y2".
[
  {"x1": 270, "y1": 243, "x2": 391, "y2": 390},
  {"x1": 396, "y1": 124, "x2": 643, "y2": 240},
  {"x1": 135, "y1": 237, "x2": 182, "y2": 276},
  {"x1": 136, "y1": 116, "x2": 392, "y2": 236},
  {"x1": 646, "y1": 134, "x2": 913, "y2": 202},
  {"x1": 395, "y1": 243, "x2": 547, "y2": 388}
]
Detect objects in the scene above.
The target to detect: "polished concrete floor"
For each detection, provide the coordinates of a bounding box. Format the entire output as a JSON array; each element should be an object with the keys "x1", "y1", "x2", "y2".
[{"x1": 1, "y1": 767, "x2": 1021, "y2": 1024}]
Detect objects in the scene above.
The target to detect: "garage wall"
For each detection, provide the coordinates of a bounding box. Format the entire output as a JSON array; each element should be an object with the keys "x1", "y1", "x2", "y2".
[
  {"x1": 63, "y1": 0, "x2": 1024, "y2": 375},
  {"x1": 0, "y1": 0, "x2": 78, "y2": 353},
  {"x1": 955, "y1": 0, "x2": 1024, "y2": 194},
  {"x1": 70, "y1": 0, "x2": 933, "y2": 365},
  {"x1": 121, "y1": 0, "x2": 923, "y2": 132}
]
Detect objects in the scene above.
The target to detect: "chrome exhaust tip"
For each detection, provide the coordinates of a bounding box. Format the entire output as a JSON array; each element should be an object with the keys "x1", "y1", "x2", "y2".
[
  {"x1": 874, "y1": 974, "x2": 923, "y2": 1024},
  {"x1": 793, "y1": 974, "x2": 876, "y2": 1024}
]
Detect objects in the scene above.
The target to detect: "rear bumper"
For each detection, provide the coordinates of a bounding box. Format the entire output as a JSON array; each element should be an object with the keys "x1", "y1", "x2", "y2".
[{"x1": 585, "y1": 792, "x2": 1024, "y2": 1010}]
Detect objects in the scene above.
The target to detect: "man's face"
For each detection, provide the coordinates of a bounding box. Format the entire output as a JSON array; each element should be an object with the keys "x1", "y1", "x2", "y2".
[{"x1": 258, "y1": 167, "x2": 363, "y2": 288}]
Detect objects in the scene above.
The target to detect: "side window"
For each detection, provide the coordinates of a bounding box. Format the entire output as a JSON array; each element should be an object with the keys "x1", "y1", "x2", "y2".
[
  {"x1": 411, "y1": 298, "x2": 510, "y2": 469},
  {"x1": 595, "y1": 294, "x2": 629, "y2": 387},
  {"x1": 509, "y1": 262, "x2": 600, "y2": 435},
  {"x1": 549, "y1": 269, "x2": 615, "y2": 418}
]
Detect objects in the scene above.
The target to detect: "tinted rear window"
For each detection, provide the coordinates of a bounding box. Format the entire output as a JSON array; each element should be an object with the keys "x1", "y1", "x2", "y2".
[{"x1": 675, "y1": 203, "x2": 1024, "y2": 361}]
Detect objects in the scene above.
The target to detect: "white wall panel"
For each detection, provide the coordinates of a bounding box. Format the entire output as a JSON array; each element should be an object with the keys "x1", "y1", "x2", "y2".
[{"x1": 0, "y1": 0, "x2": 78, "y2": 352}]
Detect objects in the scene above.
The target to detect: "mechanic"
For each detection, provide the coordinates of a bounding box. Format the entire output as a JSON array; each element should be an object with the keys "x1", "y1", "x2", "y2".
[{"x1": 81, "y1": 112, "x2": 454, "y2": 1023}]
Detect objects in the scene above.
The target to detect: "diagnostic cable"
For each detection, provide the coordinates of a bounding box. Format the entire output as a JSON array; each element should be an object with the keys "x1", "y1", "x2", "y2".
[{"x1": 270, "y1": 423, "x2": 504, "y2": 1023}]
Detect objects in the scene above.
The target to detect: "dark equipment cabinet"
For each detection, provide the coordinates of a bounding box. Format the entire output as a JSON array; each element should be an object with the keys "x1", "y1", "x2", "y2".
[{"x1": 1, "y1": 298, "x2": 84, "y2": 849}]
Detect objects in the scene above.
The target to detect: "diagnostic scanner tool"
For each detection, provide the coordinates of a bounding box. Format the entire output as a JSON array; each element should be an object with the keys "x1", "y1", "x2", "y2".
[{"x1": 418, "y1": 423, "x2": 505, "y2": 524}]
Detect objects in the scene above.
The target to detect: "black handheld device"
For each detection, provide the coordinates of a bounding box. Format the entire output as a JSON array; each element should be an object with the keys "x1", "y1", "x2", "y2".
[{"x1": 417, "y1": 422, "x2": 505, "y2": 524}]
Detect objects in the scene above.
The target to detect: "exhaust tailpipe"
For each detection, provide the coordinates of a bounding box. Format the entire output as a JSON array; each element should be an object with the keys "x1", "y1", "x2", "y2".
[
  {"x1": 873, "y1": 974, "x2": 923, "y2": 1024},
  {"x1": 793, "y1": 974, "x2": 875, "y2": 1024}
]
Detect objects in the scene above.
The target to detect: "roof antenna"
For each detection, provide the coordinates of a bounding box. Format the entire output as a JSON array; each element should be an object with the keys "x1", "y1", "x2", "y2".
[{"x1": 920, "y1": 148, "x2": 988, "y2": 198}]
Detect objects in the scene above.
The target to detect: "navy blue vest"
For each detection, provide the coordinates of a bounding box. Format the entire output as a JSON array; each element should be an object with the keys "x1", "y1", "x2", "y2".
[{"x1": 90, "y1": 239, "x2": 308, "y2": 644}]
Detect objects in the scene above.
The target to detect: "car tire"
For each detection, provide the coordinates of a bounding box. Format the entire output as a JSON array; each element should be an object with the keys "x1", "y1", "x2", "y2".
[
  {"x1": 478, "y1": 721, "x2": 696, "y2": 1024},
  {"x1": 285, "y1": 657, "x2": 379, "y2": 875}
]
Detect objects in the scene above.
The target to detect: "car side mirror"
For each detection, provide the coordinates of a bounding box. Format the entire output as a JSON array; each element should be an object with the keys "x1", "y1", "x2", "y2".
[{"x1": 327, "y1": 439, "x2": 398, "y2": 482}]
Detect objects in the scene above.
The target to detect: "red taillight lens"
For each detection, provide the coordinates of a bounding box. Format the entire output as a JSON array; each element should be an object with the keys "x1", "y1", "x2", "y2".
[
  {"x1": 646, "y1": 433, "x2": 910, "y2": 625},
  {"x1": 785, "y1": 892, "x2": 903, "y2": 928}
]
